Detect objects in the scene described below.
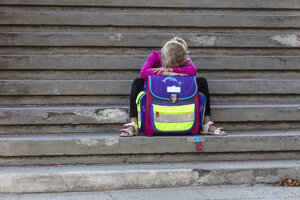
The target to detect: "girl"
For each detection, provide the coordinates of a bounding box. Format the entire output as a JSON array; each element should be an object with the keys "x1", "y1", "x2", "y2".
[{"x1": 120, "y1": 37, "x2": 226, "y2": 136}]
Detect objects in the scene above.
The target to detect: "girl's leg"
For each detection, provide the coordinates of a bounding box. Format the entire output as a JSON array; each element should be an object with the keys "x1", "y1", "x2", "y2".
[
  {"x1": 196, "y1": 77, "x2": 211, "y2": 122},
  {"x1": 196, "y1": 77, "x2": 226, "y2": 135},
  {"x1": 120, "y1": 78, "x2": 145, "y2": 136}
]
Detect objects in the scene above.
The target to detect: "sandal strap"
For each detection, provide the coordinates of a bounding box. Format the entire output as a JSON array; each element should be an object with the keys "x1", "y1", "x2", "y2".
[
  {"x1": 202, "y1": 121, "x2": 226, "y2": 135},
  {"x1": 202, "y1": 121, "x2": 215, "y2": 132},
  {"x1": 204, "y1": 121, "x2": 215, "y2": 126},
  {"x1": 213, "y1": 127, "x2": 226, "y2": 135},
  {"x1": 123, "y1": 122, "x2": 137, "y2": 132},
  {"x1": 214, "y1": 128, "x2": 222, "y2": 135},
  {"x1": 120, "y1": 128, "x2": 134, "y2": 136}
]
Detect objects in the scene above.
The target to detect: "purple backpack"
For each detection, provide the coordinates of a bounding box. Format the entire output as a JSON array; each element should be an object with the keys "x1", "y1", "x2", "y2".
[{"x1": 136, "y1": 76, "x2": 206, "y2": 149}]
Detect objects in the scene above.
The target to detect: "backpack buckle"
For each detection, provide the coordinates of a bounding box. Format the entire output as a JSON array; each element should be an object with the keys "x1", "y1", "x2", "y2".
[{"x1": 170, "y1": 94, "x2": 178, "y2": 103}]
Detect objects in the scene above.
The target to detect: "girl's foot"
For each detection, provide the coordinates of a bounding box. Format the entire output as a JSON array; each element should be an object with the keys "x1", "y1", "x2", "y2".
[
  {"x1": 120, "y1": 122, "x2": 138, "y2": 137},
  {"x1": 200, "y1": 121, "x2": 227, "y2": 136}
]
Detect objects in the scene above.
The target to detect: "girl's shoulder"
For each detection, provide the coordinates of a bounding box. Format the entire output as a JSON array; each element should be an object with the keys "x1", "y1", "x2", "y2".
[
  {"x1": 149, "y1": 50, "x2": 161, "y2": 57},
  {"x1": 147, "y1": 50, "x2": 161, "y2": 62}
]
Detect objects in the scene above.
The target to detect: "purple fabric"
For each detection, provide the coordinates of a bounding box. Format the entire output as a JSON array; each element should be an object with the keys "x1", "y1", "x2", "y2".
[
  {"x1": 139, "y1": 94, "x2": 146, "y2": 131},
  {"x1": 142, "y1": 75, "x2": 206, "y2": 136},
  {"x1": 148, "y1": 76, "x2": 197, "y2": 100},
  {"x1": 147, "y1": 76, "x2": 197, "y2": 134},
  {"x1": 152, "y1": 97, "x2": 195, "y2": 106},
  {"x1": 198, "y1": 93, "x2": 207, "y2": 129}
]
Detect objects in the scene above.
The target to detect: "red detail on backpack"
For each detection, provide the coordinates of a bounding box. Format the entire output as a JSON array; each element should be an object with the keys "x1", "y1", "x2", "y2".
[{"x1": 156, "y1": 112, "x2": 159, "y2": 118}]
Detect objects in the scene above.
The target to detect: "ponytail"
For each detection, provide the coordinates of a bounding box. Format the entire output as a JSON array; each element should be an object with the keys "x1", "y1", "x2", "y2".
[{"x1": 172, "y1": 37, "x2": 188, "y2": 55}]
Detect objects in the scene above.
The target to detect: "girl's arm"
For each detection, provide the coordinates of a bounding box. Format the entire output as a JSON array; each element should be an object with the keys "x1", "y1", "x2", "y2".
[
  {"x1": 172, "y1": 58, "x2": 197, "y2": 76},
  {"x1": 140, "y1": 51, "x2": 162, "y2": 78}
]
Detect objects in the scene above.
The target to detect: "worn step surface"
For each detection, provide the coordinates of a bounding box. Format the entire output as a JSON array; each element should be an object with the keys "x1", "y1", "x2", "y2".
[
  {"x1": 0, "y1": 104, "x2": 299, "y2": 134},
  {"x1": 2, "y1": 70, "x2": 300, "y2": 80},
  {"x1": 2, "y1": 55, "x2": 300, "y2": 70},
  {"x1": 2, "y1": 32, "x2": 300, "y2": 48},
  {"x1": 1, "y1": 185, "x2": 300, "y2": 200},
  {"x1": 1, "y1": 160, "x2": 300, "y2": 194},
  {"x1": 0, "y1": 105, "x2": 299, "y2": 125},
  {"x1": 1, "y1": 79, "x2": 299, "y2": 95},
  {"x1": 1, "y1": 0, "x2": 300, "y2": 9},
  {"x1": 0, "y1": 131, "x2": 300, "y2": 166},
  {"x1": 1, "y1": 0, "x2": 300, "y2": 171},
  {"x1": 1, "y1": 11, "x2": 300, "y2": 28}
]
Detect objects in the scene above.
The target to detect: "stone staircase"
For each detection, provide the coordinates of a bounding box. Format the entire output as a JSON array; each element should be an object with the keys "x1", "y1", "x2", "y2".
[{"x1": 0, "y1": 0, "x2": 300, "y2": 194}]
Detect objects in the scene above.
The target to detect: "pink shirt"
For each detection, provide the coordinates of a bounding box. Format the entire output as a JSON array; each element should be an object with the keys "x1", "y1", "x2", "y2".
[{"x1": 140, "y1": 50, "x2": 197, "y2": 78}]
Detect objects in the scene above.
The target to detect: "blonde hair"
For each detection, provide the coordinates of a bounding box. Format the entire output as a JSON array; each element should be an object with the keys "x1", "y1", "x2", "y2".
[{"x1": 161, "y1": 37, "x2": 188, "y2": 68}]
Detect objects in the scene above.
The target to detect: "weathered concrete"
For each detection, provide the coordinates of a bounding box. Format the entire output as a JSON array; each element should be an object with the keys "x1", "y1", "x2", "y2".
[
  {"x1": 0, "y1": 95, "x2": 130, "y2": 106},
  {"x1": 3, "y1": 32, "x2": 300, "y2": 47},
  {"x1": 0, "y1": 123, "x2": 122, "y2": 135},
  {"x1": 1, "y1": 121, "x2": 300, "y2": 136},
  {"x1": 0, "y1": 104, "x2": 300, "y2": 125},
  {"x1": 1, "y1": 94, "x2": 300, "y2": 107},
  {"x1": 0, "y1": 106, "x2": 129, "y2": 125},
  {"x1": 0, "y1": 160, "x2": 300, "y2": 194},
  {"x1": 5, "y1": 70, "x2": 300, "y2": 80},
  {"x1": 0, "y1": 79, "x2": 299, "y2": 95},
  {"x1": 0, "y1": 132, "x2": 300, "y2": 156},
  {"x1": 2, "y1": 0, "x2": 300, "y2": 9},
  {"x1": 2, "y1": 55, "x2": 300, "y2": 70},
  {"x1": 1, "y1": 0, "x2": 300, "y2": 176},
  {"x1": 1, "y1": 12, "x2": 300, "y2": 28},
  {"x1": 3, "y1": 185, "x2": 300, "y2": 200},
  {"x1": 0, "y1": 168, "x2": 196, "y2": 194},
  {"x1": 1, "y1": 150, "x2": 300, "y2": 167}
]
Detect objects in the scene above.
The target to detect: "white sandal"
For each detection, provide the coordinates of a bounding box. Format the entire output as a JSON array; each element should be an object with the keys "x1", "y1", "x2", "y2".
[
  {"x1": 120, "y1": 122, "x2": 139, "y2": 137},
  {"x1": 200, "y1": 121, "x2": 227, "y2": 136}
]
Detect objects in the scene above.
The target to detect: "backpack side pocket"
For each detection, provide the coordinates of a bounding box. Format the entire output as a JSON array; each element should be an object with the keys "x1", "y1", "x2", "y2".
[{"x1": 136, "y1": 91, "x2": 146, "y2": 131}]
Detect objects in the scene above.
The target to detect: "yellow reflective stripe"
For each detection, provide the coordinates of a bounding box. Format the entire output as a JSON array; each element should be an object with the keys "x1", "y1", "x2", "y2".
[
  {"x1": 137, "y1": 111, "x2": 141, "y2": 129},
  {"x1": 136, "y1": 91, "x2": 146, "y2": 104},
  {"x1": 154, "y1": 112, "x2": 194, "y2": 123},
  {"x1": 152, "y1": 104, "x2": 195, "y2": 115},
  {"x1": 154, "y1": 121, "x2": 194, "y2": 132}
]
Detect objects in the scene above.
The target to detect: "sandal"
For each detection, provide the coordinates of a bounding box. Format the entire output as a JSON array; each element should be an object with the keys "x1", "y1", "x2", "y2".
[
  {"x1": 120, "y1": 122, "x2": 139, "y2": 137},
  {"x1": 200, "y1": 121, "x2": 227, "y2": 136}
]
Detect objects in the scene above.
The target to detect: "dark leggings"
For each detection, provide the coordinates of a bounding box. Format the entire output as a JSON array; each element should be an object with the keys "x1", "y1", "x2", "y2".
[{"x1": 129, "y1": 77, "x2": 211, "y2": 118}]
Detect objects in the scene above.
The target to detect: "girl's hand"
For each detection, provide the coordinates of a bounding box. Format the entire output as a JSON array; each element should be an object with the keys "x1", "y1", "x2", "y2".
[
  {"x1": 151, "y1": 68, "x2": 167, "y2": 74},
  {"x1": 151, "y1": 67, "x2": 173, "y2": 74},
  {"x1": 162, "y1": 72, "x2": 187, "y2": 76}
]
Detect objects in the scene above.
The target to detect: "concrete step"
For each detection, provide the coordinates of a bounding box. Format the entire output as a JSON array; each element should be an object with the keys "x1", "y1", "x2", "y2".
[
  {"x1": 0, "y1": 104, "x2": 299, "y2": 126},
  {"x1": 1, "y1": 0, "x2": 300, "y2": 9},
  {"x1": 1, "y1": 32, "x2": 300, "y2": 48},
  {"x1": 0, "y1": 79, "x2": 299, "y2": 95},
  {"x1": 1, "y1": 7, "x2": 300, "y2": 16},
  {"x1": 3, "y1": 70, "x2": 300, "y2": 80},
  {"x1": 1, "y1": 160, "x2": 300, "y2": 193},
  {"x1": 3, "y1": 26, "x2": 300, "y2": 35},
  {"x1": 2, "y1": 185, "x2": 300, "y2": 200},
  {"x1": 0, "y1": 131, "x2": 300, "y2": 166},
  {"x1": 2, "y1": 54, "x2": 300, "y2": 70},
  {"x1": 1, "y1": 121, "x2": 300, "y2": 136},
  {"x1": 1, "y1": 95, "x2": 300, "y2": 107},
  {"x1": 2, "y1": 70, "x2": 300, "y2": 80},
  {"x1": 2, "y1": 46, "x2": 300, "y2": 56},
  {"x1": 1, "y1": 11, "x2": 300, "y2": 28}
]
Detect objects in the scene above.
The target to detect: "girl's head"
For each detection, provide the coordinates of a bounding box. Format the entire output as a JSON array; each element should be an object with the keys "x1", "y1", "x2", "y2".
[{"x1": 161, "y1": 37, "x2": 188, "y2": 68}]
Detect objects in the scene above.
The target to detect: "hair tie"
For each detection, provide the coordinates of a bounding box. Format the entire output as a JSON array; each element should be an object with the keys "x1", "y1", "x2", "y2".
[{"x1": 171, "y1": 40, "x2": 186, "y2": 51}]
